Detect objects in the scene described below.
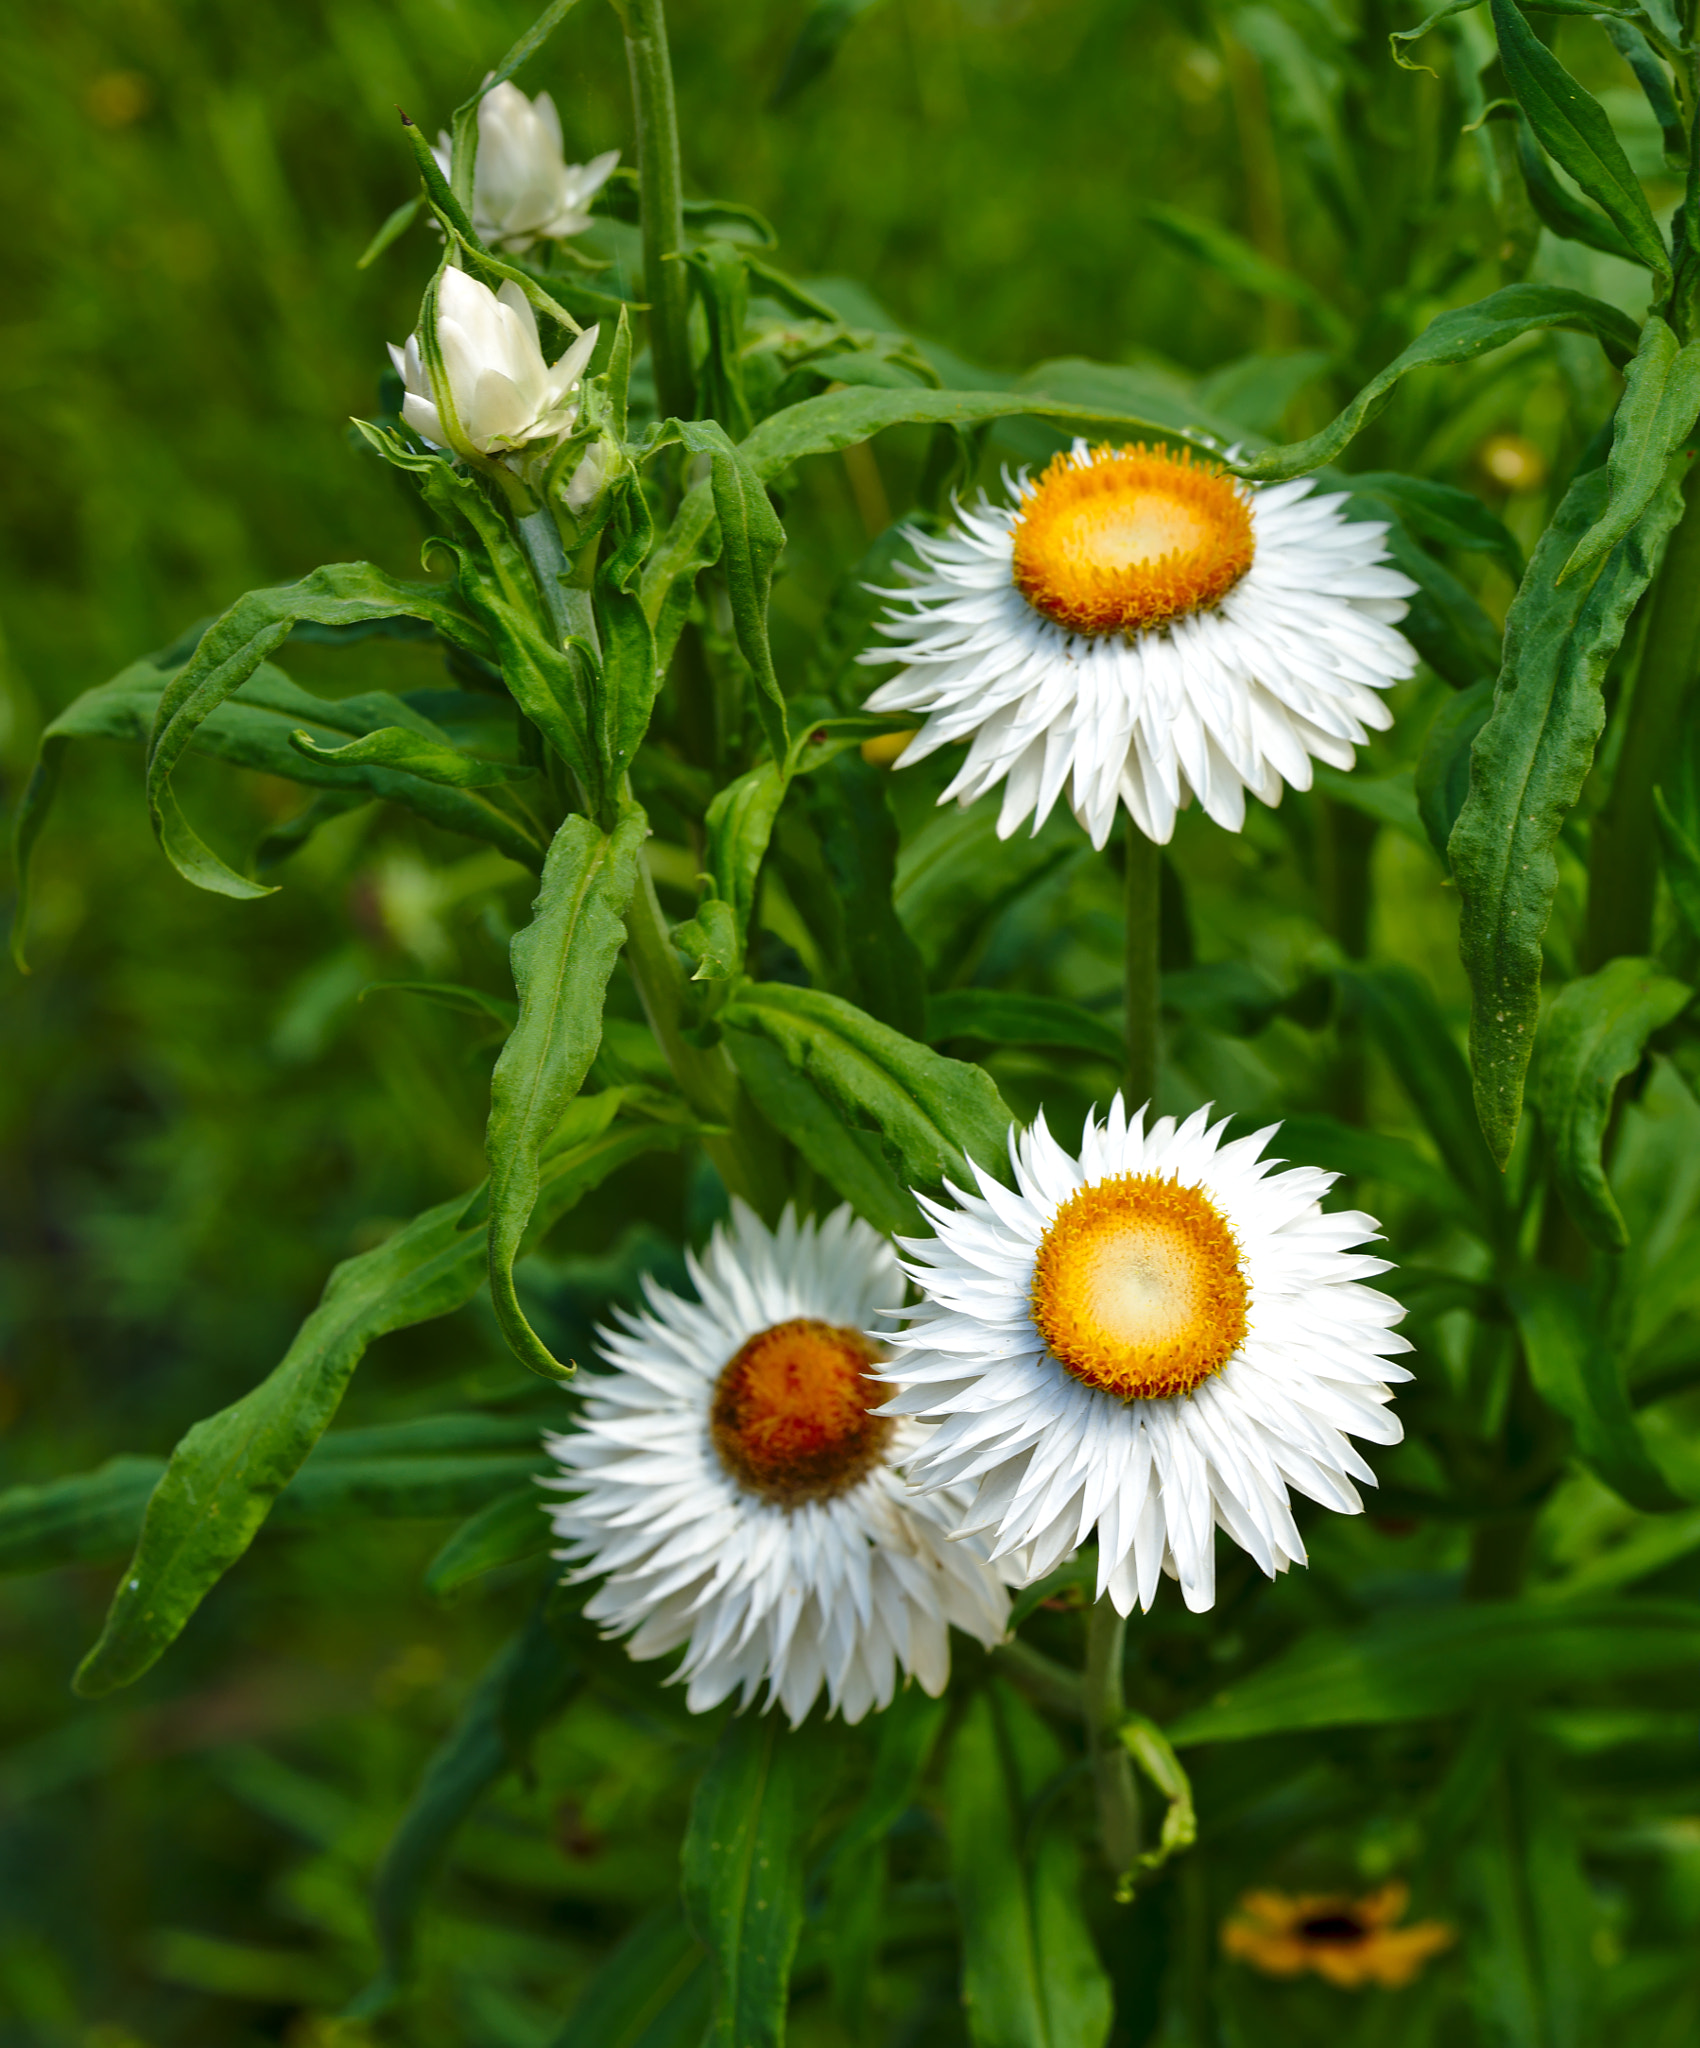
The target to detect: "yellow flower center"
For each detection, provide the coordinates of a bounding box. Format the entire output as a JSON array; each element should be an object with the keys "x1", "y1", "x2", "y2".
[
  {"x1": 710, "y1": 1317, "x2": 893, "y2": 1505},
  {"x1": 1030, "y1": 1173, "x2": 1249, "y2": 1400},
  {"x1": 1011, "y1": 443, "x2": 1255, "y2": 636}
]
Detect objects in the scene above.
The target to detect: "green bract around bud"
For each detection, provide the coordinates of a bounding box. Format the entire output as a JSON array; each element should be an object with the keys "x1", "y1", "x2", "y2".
[
  {"x1": 433, "y1": 81, "x2": 618, "y2": 255},
  {"x1": 389, "y1": 270, "x2": 598, "y2": 463}
]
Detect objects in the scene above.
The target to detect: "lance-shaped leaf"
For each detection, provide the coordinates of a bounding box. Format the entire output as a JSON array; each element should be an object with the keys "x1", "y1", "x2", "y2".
[
  {"x1": 1536, "y1": 956, "x2": 1692, "y2": 1249},
  {"x1": 1166, "y1": 1600, "x2": 1700, "y2": 1745},
  {"x1": 802, "y1": 751, "x2": 927, "y2": 1038},
  {"x1": 1236, "y1": 287, "x2": 1641, "y2": 483},
  {"x1": 1347, "y1": 470, "x2": 1524, "y2": 580},
  {"x1": 550, "y1": 1907, "x2": 709, "y2": 2048},
  {"x1": 1562, "y1": 318, "x2": 1700, "y2": 582},
  {"x1": 1492, "y1": 0, "x2": 1670, "y2": 283},
  {"x1": 1515, "y1": 110, "x2": 1646, "y2": 266},
  {"x1": 288, "y1": 724, "x2": 538, "y2": 790},
  {"x1": 1143, "y1": 202, "x2": 1353, "y2": 346},
  {"x1": 1510, "y1": 1274, "x2": 1692, "y2": 1511},
  {"x1": 423, "y1": 1487, "x2": 553, "y2": 1596},
  {"x1": 486, "y1": 809, "x2": 646, "y2": 1380},
  {"x1": 1416, "y1": 680, "x2": 1495, "y2": 867},
  {"x1": 0, "y1": 1458, "x2": 166, "y2": 1577},
  {"x1": 144, "y1": 565, "x2": 492, "y2": 897},
  {"x1": 945, "y1": 1682, "x2": 1113, "y2": 2048},
  {"x1": 682, "y1": 1713, "x2": 833, "y2": 2048},
  {"x1": 720, "y1": 982, "x2": 1013, "y2": 1195},
  {"x1": 927, "y1": 989, "x2": 1126, "y2": 1065},
  {"x1": 1453, "y1": 463, "x2": 1684, "y2": 1164},
  {"x1": 72, "y1": 1109, "x2": 682, "y2": 1697},
  {"x1": 1654, "y1": 785, "x2": 1700, "y2": 937},
  {"x1": 347, "y1": 1603, "x2": 583, "y2": 2017}
]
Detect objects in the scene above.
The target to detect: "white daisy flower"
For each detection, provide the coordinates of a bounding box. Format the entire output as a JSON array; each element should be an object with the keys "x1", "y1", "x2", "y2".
[
  {"x1": 544, "y1": 1203, "x2": 1011, "y2": 1726},
  {"x1": 434, "y1": 82, "x2": 619, "y2": 254},
  {"x1": 882, "y1": 1099, "x2": 1411, "y2": 1616},
  {"x1": 862, "y1": 440, "x2": 1418, "y2": 849}
]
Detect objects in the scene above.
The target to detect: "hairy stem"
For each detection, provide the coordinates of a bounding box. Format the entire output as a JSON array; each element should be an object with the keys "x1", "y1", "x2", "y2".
[
  {"x1": 1086, "y1": 1599, "x2": 1140, "y2": 1878},
  {"x1": 1585, "y1": 460, "x2": 1700, "y2": 965},
  {"x1": 609, "y1": 0, "x2": 693, "y2": 421},
  {"x1": 622, "y1": 856, "x2": 789, "y2": 1217}
]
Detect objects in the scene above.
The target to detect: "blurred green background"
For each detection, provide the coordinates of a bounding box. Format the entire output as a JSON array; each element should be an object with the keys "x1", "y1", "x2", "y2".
[{"x1": 6, "y1": 0, "x2": 1697, "y2": 2043}]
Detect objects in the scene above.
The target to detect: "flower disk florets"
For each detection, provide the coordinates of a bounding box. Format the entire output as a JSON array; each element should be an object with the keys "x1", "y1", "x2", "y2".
[{"x1": 710, "y1": 1317, "x2": 894, "y2": 1505}]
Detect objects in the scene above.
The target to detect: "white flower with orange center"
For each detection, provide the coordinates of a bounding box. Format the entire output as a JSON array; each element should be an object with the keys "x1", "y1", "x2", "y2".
[
  {"x1": 881, "y1": 1100, "x2": 1411, "y2": 1614},
  {"x1": 862, "y1": 439, "x2": 1417, "y2": 848},
  {"x1": 543, "y1": 1203, "x2": 1010, "y2": 1725}
]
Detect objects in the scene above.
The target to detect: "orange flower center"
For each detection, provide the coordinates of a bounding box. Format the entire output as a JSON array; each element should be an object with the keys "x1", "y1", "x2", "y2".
[
  {"x1": 1011, "y1": 443, "x2": 1255, "y2": 636},
  {"x1": 1030, "y1": 1173, "x2": 1249, "y2": 1401},
  {"x1": 710, "y1": 1317, "x2": 893, "y2": 1505}
]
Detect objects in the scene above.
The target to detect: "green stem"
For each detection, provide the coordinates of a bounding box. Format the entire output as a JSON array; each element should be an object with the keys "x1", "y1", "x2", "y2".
[
  {"x1": 1585, "y1": 459, "x2": 1700, "y2": 966},
  {"x1": 1085, "y1": 1600, "x2": 1140, "y2": 1878},
  {"x1": 622, "y1": 856, "x2": 789, "y2": 1217},
  {"x1": 1124, "y1": 819, "x2": 1161, "y2": 1107},
  {"x1": 609, "y1": 0, "x2": 694, "y2": 421}
]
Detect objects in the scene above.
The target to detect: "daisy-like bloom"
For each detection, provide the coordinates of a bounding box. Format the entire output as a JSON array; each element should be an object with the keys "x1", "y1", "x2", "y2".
[
  {"x1": 1223, "y1": 1883, "x2": 1454, "y2": 1989},
  {"x1": 390, "y1": 269, "x2": 597, "y2": 461},
  {"x1": 435, "y1": 81, "x2": 619, "y2": 253},
  {"x1": 861, "y1": 439, "x2": 1417, "y2": 848},
  {"x1": 882, "y1": 1099, "x2": 1411, "y2": 1614},
  {"x1": 543, "y1": 1203, "x2": 1011, "y2": 1725}
]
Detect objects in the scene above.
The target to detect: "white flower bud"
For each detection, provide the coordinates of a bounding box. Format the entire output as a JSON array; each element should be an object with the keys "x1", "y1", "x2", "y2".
[
  {"x1": 564, "y1": 435, "x2": 620, "y2": 514},
  {"x1": 389, "y1": 269, "x2": 598, "y2": 461},
  {"x1": 433, "y1": 82, "x2": 618, "y2": 255}
]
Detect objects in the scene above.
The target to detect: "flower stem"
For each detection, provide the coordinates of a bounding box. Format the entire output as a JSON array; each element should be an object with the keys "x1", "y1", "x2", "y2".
[
  {"x1": 1124, "y1": 817, "x2": 1161, "y2": 1106},
  {"x1": 609, "y1": 0, "x2": 694, "y2": 421},
  {"x1": 1584, "y1": 458, "x2": 1700, "y2": 966},
  {"x1": 621, "y1": 854, "x2": 789, "y2": 1218},
  {"x1": 1086, "y1": 1598, "x2": 1141, "y2": 1879}
]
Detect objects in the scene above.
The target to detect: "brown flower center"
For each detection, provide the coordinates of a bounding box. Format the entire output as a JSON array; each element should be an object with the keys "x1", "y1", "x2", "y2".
[
  {"x1": 1298, "y1": 1912, "x2": 1370, "y2": 1946},
  {"x1": 710, "y1": 1317, "x2": 893, "y2": 1506}
]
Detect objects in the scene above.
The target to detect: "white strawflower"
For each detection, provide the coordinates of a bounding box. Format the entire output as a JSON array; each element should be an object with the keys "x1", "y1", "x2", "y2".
[
  {"x1": 434, "y1": 81, "x2": 618, "y2": 253},
  {"x1": 544, "y1": 1203, "x2": 1011, "y2": 1725},
  {"x1": 862, "y1": 440, "x2": 1418, "y2": 849},
  {"x1": 882, "y1": 1100, "x2": 1411, "y2": 1615},
  {"x1": 389, "y1": 268, "x2": 597, "y2": 460}
]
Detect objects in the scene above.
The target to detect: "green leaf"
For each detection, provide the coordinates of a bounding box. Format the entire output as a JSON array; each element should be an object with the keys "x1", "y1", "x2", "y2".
[
  {"x1": 1654, "y1": 783, "x2": 1700, "y2": 937},
  {"x1": 1536, "y1": 956, "x2": 1692, "y2": 1250},
  {"x1": 1311, "y1": 764, "x2": 1428, "y2": 846},
  {"x1": 0, "y1": 1458, "x2": 165, "y2": 1576},
  {"x1": 423, "y1": 1486, "x2": 553, "y2": 1597},
  {"x1": 1492, "y1": 0, "x2": 1670, "y2": 281},
  {"x1": 1166, "y1": 1600, "x2": 1700, "y2": 1745},
  {"x1": 288, "y1": 724, "x2": 537, "y2": 790},
  {"x1": 673, "y1": 897, "x2": 742, "y2": 982},
  {"x1": 486, "y1": 809, "x2": 646, "y2": 1381},
  {"x1": 1237, "y1": 287, "x2": 1641, "y2": 483},
  {"x1": 704, "y1": 761, "x2": 786, "y2": 948},
  {"x1": 1115, "y1": 1717, "x2": 1198, "y2": 1890},
  {"x1": 1346, "y1": 472, "x2": 1524, "y2": 580},
  {"x1": 357, "y1": 193, "x2": 423, "y2": 269},
  {"x1": 144, "y1": 565, "x2": 491, "y2": 896},
  {"x1": 770, "y1": 0, "x2": 894, "y2": 106},
  {"x1": 550, "y1": 1907, "x2": 710, "y2": 2048},
  {"x1": 1258, "y1": 1111, "x2": 1464, "y2": 1215},
  {"x1": 272, "y1": 1451, "x2": 546, "y2": 1525},
  {"x1": 682, "y1": 1715, "x2": 833, "y2": 2048},
  {"x1": 1143, "y1": 203, "x2": 1351, "y2": 345},
  {"x1": 72, "y1": 1117, "x2": 674, "y2": 1697},
  {"x1": 1510, "y1": 1274, "x2": 1692, "y2": 1511},
  {"x1": 1514, "y1": 110, "x2": 1647, "y2": 266},
  {"x1": 348, "y1": 1603, "x2": 583, "y2": 2017},
  {"x1": 802, "y1": 751, "x2": 928, "y2": 1038},
  {"x1": 720, "y1": 983, "x2": 1013, "y2": 1195},
  {"x1": 71, "y1": 1187, "x2": 491, "y2": 1699},
  {"x1": 1416, "y1": 679, "x2": 1496, "y2": 866},
  {"x1": 1562, "y1": 318, "x2": 1700, "y2": 582},
  {"x1": 722, "y1": 1027, "x2": 922, "y2": 1234},
  {"x1": 1335, "y1": 964, "x2": 1511, "y2": 1238},
  {"x1": 1452, "y1": 463, "x2": 1684, "y2": 1164},
  {"x1": 927, "y1": 989, "x2": 1125, "y2": 1065},
  {"x1": 945, "y1": 1682, "x2": 1113, "y2": 2048},
  {"x1": 360, "y1": 981, "x2": 519, "y2": 1031}
]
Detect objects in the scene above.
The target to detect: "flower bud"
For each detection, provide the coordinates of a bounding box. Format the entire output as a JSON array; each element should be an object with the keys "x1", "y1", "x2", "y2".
[
  {"x1": 563, "y1": 434, "x2": 621, "y2": 516},
  {"x1": 389, "y1": 270, "x2": 598, "y2": 462},
  {"x1": 433, "y1": 82, "x2": 618, "y2": 255}
]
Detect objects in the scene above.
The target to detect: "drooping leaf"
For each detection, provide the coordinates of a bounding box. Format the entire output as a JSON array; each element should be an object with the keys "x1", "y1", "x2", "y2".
[
  {"x1": 1236, "y1": 287, "x2": 1641, "y2": 483},
  {"x1": 347, "y1": 1603, "x2": 583, "y2": 2016},
  {"x1": 945, "y1": 1682, "x2": 1113, "y2": 2048},
  {"x1": 1515, "y1": 110, "x2": 1646, "y2": 266},
  {"x1": 1561, "y1": 318, "x2": 1700, "y2": 582},
  {"x1": 926, "y1": 989, "x2": 1125, "y2": 1065},
  {"x1": 485, "y1": 809, "x2": 646, "y2": 1381},
  {"x1": 719, "y1": 983, "x2": 1013, "y2": 1195},
  {"x1": 143, "y1": 566, "x2": 492, "y2": 897},
  {"x1": 1452, "y1": 462, "x2": 1684, "y2": 1164},
  {"x1": 682, "y1": 1714, "x2": 833, "y2": 2048},
  {"x1": 1536, "y1": 956, "x2": 1692, "y2": 1250},
  {"x1": 1166, "y1": 1600, "x2": 1700, "y2": 1745},
  {"x1": 288, "y1": 724, "x2": 538, "y2": 790},
  {"x1": 1491, "y1": 0, "x2": 1670, "y2": 282},
  {"x1": 1510, "y1": 1274, "x2": 1692, "y2": 1511}
]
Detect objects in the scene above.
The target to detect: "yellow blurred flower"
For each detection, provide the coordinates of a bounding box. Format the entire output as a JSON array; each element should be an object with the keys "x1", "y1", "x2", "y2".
[
  {"x1": 1476, "y1": 433, "x2": 1547, "y2": 494},
  {"x1": 1222, "y1": 1881, "x2": 1453, "y2": 1989}
]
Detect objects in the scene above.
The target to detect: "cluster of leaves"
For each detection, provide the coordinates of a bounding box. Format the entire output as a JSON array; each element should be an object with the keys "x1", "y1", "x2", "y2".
[{"x1": 6, "y1": 0, "x2": 1700, "y2": 2042}]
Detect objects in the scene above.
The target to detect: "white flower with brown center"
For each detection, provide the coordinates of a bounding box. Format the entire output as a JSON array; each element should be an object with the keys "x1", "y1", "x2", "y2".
[
  {"x1": 389, "y1": 268, "x2": 597, "y2": 461},
  {"x1": 861, "y1": 440, "x2": 1417, "y2": 848},
  {"x1": 544, "y1": 1203, "x2": 1011, "y2": 1725},
  {"x1": 881, "y1": 1100, "x2": 1411, "y2": 1614},
  {"x1": 434, "y1": 82, "x2": 619, "y2": 254}
]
